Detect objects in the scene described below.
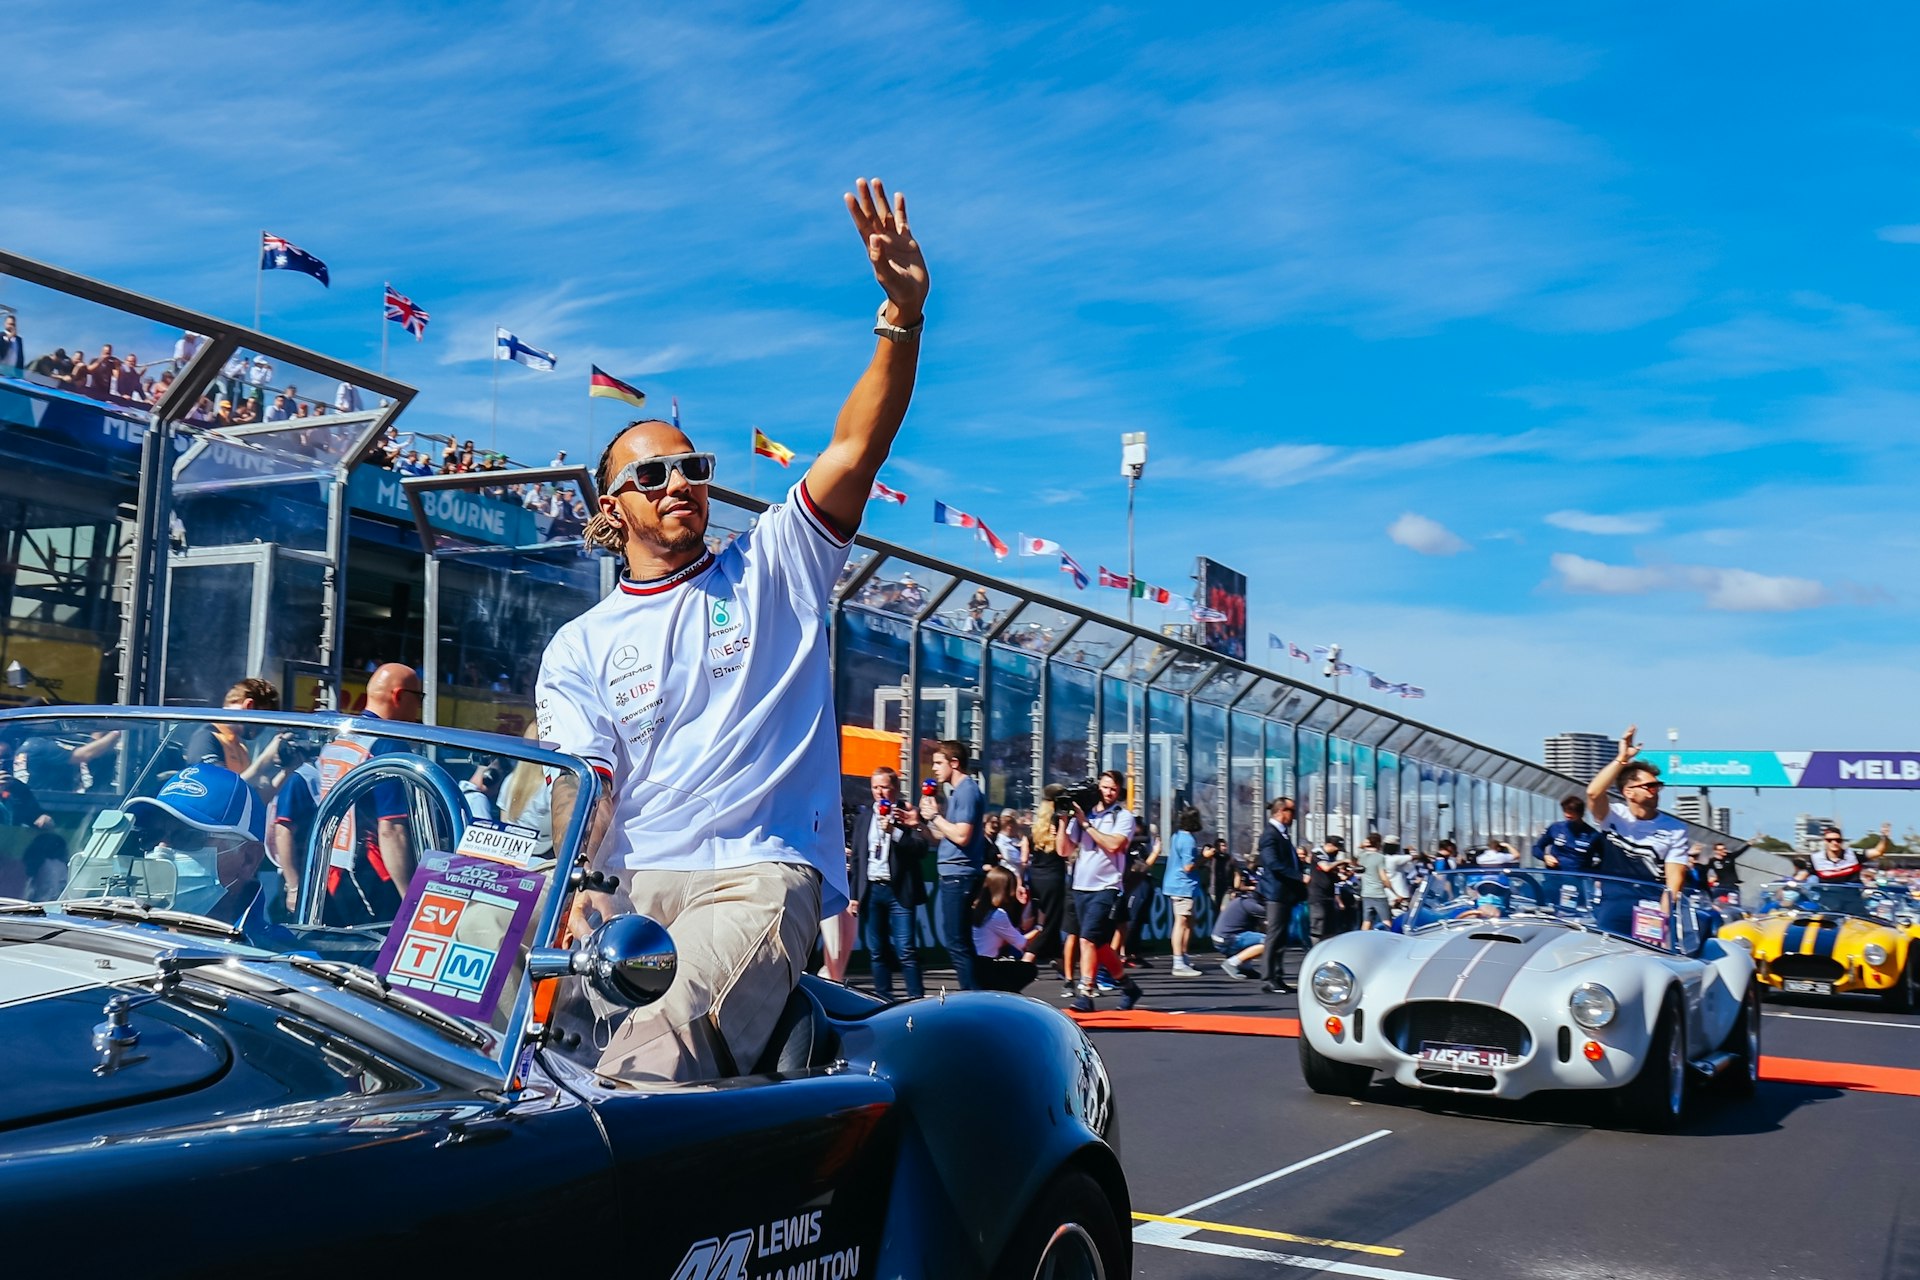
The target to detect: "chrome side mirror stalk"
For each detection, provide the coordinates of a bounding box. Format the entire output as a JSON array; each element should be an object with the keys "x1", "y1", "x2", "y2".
[{"x1": 527, "y1": 914, "x2": 676, "y2": 1011}]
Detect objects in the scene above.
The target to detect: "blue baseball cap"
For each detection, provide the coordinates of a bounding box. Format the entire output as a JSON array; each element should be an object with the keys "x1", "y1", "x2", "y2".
[{"x1": 126, "y1": 764, "x2": 264, "y2": 844}]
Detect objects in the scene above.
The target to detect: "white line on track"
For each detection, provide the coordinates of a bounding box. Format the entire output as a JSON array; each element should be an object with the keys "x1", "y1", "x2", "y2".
[
  {"x1": 1141, "y1": 1235, "x2": 1461, "y2": 1280},
  {"x1": 1167, "y1": 1129, "x2": 1395, "y2": 1218},
  {"x1": 1765, "y1": 1010, "x2": 1920, "y2": 1031}
]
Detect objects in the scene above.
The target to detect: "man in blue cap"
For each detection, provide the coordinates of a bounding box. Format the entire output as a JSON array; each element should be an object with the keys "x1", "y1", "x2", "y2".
[{"x1": 125, "y1": 763, "x2": 266, "y2": 921}]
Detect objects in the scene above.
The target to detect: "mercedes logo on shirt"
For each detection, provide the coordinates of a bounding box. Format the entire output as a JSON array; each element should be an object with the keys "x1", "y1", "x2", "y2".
[{"x1": 612, "y1": 645, "x2": 641, "y2": 671}]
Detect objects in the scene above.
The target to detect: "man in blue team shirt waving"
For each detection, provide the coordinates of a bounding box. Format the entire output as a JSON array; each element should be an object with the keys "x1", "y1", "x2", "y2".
[{"x1": 1585, "y1": 725, "x2": 1695, "y2": 936}]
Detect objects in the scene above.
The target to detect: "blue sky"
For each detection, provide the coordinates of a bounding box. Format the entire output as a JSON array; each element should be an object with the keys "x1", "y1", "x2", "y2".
[{"x1": 7, "y1": 1, "x2": 1918, "y2": 839}]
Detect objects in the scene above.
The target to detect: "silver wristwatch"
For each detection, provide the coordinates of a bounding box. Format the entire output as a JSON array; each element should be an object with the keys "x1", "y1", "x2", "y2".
[{"x1": 874, "y1": 301, "x2": 924, "y2": 343}]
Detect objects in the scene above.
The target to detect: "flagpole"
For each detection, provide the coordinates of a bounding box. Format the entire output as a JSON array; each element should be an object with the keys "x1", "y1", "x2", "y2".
[
  {"x1": 253, "y1": 231, "x2": 263, "y2": 330},
  {"x1": 749, "y1": 427, "x2": 758, "y2": 502},
  {"x1": 587, "y1": 392, "x2": 596, "y2": 472},
  {"x1": 489, "y1": 325, "x2": 500, "y2": 452},
  {"x1": 380, "y1": 283, "x2": 390, "y2": 376}
]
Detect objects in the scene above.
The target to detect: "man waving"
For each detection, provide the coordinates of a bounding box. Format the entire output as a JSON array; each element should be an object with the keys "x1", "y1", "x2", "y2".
[{"x1": 540, "y1": 178, "x2": 929, "y2": 1082}]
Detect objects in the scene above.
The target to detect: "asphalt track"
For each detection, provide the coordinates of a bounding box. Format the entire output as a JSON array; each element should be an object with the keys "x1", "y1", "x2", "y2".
[{"x1": 1047, "y1": 962, "x2": 1920, "y2": 1280}]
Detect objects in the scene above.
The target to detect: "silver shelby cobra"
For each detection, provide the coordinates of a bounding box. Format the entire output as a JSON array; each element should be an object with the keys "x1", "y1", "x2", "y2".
[{"x1": 1297, "y1": 868, "x2": 1758, "y2": 1130}]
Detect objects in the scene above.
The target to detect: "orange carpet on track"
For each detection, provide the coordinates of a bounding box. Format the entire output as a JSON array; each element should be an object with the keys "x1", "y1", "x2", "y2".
[{"x1": 1064, "y1": 1009, "x2": 1920, "y2": 1097}]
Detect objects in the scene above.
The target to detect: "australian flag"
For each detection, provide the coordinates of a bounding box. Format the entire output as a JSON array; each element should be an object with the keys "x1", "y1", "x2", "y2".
[{"x1": 261, "y1": 233, "x2": 329, "y2": 287}]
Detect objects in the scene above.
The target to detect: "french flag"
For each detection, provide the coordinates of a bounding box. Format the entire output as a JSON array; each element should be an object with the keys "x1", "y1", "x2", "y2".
[
  {"x1": 870, "y1": 481, "x2": 908, "y2": 506},
  {"x1": 933, "y1": 501, "x2": 1009, "y2": 558}
]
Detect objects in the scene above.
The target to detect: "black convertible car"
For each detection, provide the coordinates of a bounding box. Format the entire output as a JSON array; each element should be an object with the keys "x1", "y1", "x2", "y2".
[{"x1": 0, "y1": 708, "x2": 1127, "y2": 1279}]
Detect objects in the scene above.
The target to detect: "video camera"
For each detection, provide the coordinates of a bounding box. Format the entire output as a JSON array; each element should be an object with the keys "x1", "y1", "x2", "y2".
[{"x1": 1047, "y1": 777, "x2": 1101, "y2": 818}]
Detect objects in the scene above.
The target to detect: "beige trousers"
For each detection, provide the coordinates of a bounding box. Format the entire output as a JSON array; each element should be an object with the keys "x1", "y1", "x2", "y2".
[{"x1": 592, "y1": 861, "x2": 821, "y2": 1083}]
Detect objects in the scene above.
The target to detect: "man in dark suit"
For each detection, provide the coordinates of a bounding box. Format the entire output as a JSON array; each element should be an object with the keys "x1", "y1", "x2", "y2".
[
  {"x1": 1257, "y1": 796, "x2": 1305, "y2": 993},
  {"x1": 848, "y1": 766, "x2": 931, "y2": 1000}
]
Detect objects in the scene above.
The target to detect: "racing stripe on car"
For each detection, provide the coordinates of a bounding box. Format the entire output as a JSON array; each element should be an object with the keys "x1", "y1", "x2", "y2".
[
  {"x1": 1447, "y1": 927, "x2": 1565, "y2": 1006},
  {"x1": 1812, "y1": 917, "x2": 1841, "y2": 960},
  {"x1": 1783, "y1": 918, "x2": 1811, "y2": 954},
  {"x1": 1404, "y1": 931, "x2": 1503, "y2": 1001}
]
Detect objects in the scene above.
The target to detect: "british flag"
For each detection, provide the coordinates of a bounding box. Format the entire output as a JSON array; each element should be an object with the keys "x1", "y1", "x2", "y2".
[{"x1": 384, "y1": 285, "x2": 429, "y2": 340}]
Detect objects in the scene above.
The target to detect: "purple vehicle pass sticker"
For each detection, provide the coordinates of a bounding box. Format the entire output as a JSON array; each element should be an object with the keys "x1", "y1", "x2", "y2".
[{"x1": 374, "y1": 852, "x2": 545, "y2": 1022}]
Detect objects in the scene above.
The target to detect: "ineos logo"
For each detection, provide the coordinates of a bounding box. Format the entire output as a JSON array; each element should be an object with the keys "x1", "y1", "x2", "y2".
[{"x1": 611, "y1": 645, "x2": 641, "y2": 671}]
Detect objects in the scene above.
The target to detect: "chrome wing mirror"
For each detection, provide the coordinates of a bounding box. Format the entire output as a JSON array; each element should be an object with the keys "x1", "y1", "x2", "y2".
[{"x1": 527, "y1": 914, "x2": 676, "y2": 1010}]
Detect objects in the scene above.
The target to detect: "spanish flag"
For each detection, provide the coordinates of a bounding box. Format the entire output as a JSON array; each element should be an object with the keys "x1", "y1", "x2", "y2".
[
  {"x1": 752, "y1": 427, "x2": 795, "y2": 467},
  {"x1": 588, "y1": 365, "x2": 647, "y2": 410}
]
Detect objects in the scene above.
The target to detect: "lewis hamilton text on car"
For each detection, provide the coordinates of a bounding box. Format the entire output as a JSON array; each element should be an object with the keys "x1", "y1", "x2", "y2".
[{"x1": 538, "y1": 177, "x2": 930, "y2": 1083}]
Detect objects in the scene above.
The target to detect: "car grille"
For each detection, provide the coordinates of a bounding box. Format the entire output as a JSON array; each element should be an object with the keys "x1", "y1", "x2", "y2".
[
  {"x1": 1769, "y1": 955, "x2": 1845, "y2": 982},
  {"x1": 1385, "y1": 1002, "x2": 1531, "y2": 1058},
  {"x1": 1415, "y1": 1069, "x2": 1497, "y2": 1091}
]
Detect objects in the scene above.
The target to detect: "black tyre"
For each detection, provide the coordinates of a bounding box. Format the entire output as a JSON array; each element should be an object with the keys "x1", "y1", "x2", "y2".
[
  {"x1": 1299, "y1": 1030, "x2": 1372, "y2": 1098},
  {"x1": 1715, "y1": 988, "x2": 1760, "y2": 1097},
  {"x1": 990, "y1": 1169, "x2": 1126, "y2": 1280},
  {"x1": 1614, "y1": 993, "x2": 1688, "y2": 1132},
  {"x1": 1883, "y1": 950, "x2": 1919, "y2": 1013}
]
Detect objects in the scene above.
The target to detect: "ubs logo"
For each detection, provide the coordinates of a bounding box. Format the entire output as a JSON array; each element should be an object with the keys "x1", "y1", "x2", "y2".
[{"x1": 611, "y1": 645, "x2": 641, "y2": 671}]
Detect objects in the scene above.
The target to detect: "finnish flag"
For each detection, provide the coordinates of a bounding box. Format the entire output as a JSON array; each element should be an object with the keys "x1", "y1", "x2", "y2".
[{"x1": 496, "y1": 328, "x2": 557, "y2": 371}]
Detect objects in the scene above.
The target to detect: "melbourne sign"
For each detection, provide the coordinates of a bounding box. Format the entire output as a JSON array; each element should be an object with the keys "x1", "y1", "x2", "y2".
[{"x1": 1659, "y1": 750, "x2": 1920, "y2": 790}]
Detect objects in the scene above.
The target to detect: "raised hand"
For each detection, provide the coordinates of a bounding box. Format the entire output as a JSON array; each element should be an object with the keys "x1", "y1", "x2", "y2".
[
  {"x1": 1617, "y1": 725, "x2": 1640, "y2": 764},
  {"x1": 845, "y1": 177, "x2": 929, "y2": 326}
]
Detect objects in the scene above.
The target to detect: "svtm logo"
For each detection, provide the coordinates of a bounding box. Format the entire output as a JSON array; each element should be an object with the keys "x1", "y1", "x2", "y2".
[{"x1": 670, "y1": 1230, "x2": 752, "y2": 1280}]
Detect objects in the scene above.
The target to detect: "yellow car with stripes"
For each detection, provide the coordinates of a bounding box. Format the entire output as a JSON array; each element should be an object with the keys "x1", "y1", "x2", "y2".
[{"x1": 1720, "y1": 880, "x2": 1920, "y2": 1009}]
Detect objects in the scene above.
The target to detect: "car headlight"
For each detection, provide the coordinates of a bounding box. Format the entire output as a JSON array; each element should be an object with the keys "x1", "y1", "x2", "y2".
[
  {"x1": 1864, "y1": 944, "x2": 1889, "y2": 966},
  {"x1": 1311, "y1": 962, "x2": 1356, "y2": 1008},
  {"x1": 1569, "y1": 983, "x2": 1617, "y2": 1030}
]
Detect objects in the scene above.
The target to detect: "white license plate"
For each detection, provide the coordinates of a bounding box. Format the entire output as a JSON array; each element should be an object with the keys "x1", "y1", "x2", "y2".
[
  {"x1": 1419, "y1": 1041, "x2": 1509, "y2": 1069},
  {"x1": 1781, "y1": 979, "x2": 1834, "y2": 996}
]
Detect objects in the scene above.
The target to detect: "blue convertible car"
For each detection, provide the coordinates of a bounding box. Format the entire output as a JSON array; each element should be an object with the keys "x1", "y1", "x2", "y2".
[{"x1": 0, "y1": 708, "x2": 1127, "y2": 1279}]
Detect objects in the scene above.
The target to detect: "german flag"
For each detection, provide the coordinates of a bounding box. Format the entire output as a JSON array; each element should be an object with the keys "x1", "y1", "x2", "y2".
[
  {"x1": 752, "y1": 427, "x2": 796, "y2": 467},
  {"x1": 588, "y1": 365, "x2": 647, "y2": 410}
]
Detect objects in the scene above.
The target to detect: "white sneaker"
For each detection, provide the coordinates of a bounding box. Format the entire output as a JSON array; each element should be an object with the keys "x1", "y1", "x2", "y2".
[{"x1": 1171, "y1": 959, "x2": 1202, "y2": 977}]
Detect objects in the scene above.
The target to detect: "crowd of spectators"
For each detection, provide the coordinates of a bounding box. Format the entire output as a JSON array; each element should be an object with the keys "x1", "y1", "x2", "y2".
[{"x1": 4, "y1": 310, "x2": 592, "y2": 518}]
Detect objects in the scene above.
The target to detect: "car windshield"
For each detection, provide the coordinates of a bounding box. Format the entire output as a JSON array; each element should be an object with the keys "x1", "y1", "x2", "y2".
[
  {"x1": 1753, "y1": 879, "x2": 1914, "y2": 922},
  {"x1": 0, "y1": 709, "x2": 602, "y2": 1055},
  {"x1": 1406, "y1": 868, "x2": 1704, "y2": 954}
]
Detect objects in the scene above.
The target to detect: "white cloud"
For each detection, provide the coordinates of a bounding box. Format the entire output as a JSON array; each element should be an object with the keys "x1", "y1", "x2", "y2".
[
  {"x1": 1389, "y1": 512, "x2": 1470, "y2": 556},
  {"x1": 1544, "y1": 509, "x2": 1661, "y2": 536},
  {"x1": 1876, "y1": 225, "x2": 1920, "y2": 244},
  {"x1": 1547, "y1": 553, "x2": 1834, "y2": 612},
  {"x1": 1546, "y1": 553, "x2": 1667, "y2": 595}
]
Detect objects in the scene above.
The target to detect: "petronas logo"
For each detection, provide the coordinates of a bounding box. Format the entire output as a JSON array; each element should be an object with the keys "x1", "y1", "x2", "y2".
[{"x1": 711, "y1": 598, "x2": 732, "y2": 630}]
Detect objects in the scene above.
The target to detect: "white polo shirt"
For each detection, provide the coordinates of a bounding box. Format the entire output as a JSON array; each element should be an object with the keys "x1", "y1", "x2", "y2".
[
  {"x1": 1069, "y1": 804, "x2": 1136, "y2": 893},
  {"x1": 537, "y1": 480, "x2": 853, "y2": 915}
]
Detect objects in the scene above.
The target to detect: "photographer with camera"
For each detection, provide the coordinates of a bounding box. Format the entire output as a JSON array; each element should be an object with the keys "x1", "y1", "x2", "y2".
[
  {"x1": 1063, "y1": 770, "x2": 1144, "y2": 1013},
  {"x1": 1308, "y1": 834, "x2": 1356, "y2": 943}
]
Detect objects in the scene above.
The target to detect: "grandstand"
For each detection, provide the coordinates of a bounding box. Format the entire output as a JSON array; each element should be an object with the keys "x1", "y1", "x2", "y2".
[{"x1": 0, "y1": 247, "x2": 1749, "y2": 862}]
